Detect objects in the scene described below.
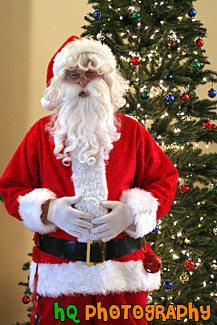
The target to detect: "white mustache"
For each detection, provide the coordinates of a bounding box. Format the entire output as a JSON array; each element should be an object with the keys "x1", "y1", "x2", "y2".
[{"x1": 62, "y1": 78, "x2": 108, "y2": 100}]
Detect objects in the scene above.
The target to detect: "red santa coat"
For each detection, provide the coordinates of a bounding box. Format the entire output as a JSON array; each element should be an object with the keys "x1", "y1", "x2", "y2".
[{"x1": 0, "y1": 113, "x2": 178, "y2": 297}]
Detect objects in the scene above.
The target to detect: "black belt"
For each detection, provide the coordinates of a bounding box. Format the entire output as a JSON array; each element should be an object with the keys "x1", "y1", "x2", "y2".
[{"x1": 38, "y1": 234, "x2": 143, "y2": 265}]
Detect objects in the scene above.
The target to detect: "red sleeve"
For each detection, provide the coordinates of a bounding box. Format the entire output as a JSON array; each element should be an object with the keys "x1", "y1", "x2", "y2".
[
  {"x1": 0, "y1": 125, "x2": 40, "y2": 220},
  {"x1": 134, "y1": 126, "x2": 179, "y2": 221}
]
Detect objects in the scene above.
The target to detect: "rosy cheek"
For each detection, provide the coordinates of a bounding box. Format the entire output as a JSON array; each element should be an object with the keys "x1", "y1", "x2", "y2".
[{"x1": 66, "y1": 79, "x2": 75, "y2": 83}]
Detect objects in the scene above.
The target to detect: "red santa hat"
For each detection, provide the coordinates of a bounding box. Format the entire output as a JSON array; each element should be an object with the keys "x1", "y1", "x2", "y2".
[
  {"x1": 46, "y1": 35, "x2": 80, "y2": 87},
  {"x1": 45, "y1": 35, "x2": 117, "y2": 87}
]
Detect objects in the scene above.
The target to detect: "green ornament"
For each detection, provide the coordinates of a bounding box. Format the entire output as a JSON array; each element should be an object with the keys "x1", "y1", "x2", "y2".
[
  {"x1": 212, "y1": 187, "x2": 217, "y2": 195},
  {"x1": 131, "y1": 11, "x2": 141, "y2": 21},
  {"x1": 191, "y1": 61, "x2": 201, "y2": 70},
  {"x1": 141, "y1": 91, "x2": 149, "y2": 99}
]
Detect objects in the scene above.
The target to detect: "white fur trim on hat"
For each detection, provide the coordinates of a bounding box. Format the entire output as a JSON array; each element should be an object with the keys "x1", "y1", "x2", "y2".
[
  {"x1": 41, "y1": 96, "x2": 59, "y2": 111},
  {"x1": 29, "y1": 259, "x2": 160, "y2": 297},
  {"x1": 18, "y1": 188, "x2": 57, "y2": 234},
  {"x1": 53, "y1": 38, "x2": 116, "y2": 77},
  {"x1": 120, "y1": 188, "x2": 159, "y2": 238}
]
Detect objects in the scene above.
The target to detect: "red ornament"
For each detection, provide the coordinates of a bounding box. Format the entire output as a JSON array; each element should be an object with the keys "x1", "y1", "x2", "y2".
[
  {"x1": 129, "y1": 100, "x2": 137, "y2": 108},
  {"x1": 180, "y1": 92, "x2": 189, "y2": 102},
  {"x1": 169, "y1": 41, "x2": 177, "y2": 49},
  {"x1": 185, "y1": 260, "x2": 195, "y2": 270},
  {"x1": 180, "y1": 184, "x2": 189, "y2": 193},
  {"x1": 131, "y1": 57, "x2": 141, "y2": 66},
  {"x1": 196, "y1": 38, "x2": 204, "y2": 47},
  {"x1": 212, "y1": 123, "x2": 216, "y2": 129},
  {"x1": 143, "y1": 253, "x2": 162, "y2": 273},
  {"x1": 22, "y1": 295, "x2": 31, "y2": 304},
  {"x1": 203, "y1": 119, "x2": 213, "y2": 129}
]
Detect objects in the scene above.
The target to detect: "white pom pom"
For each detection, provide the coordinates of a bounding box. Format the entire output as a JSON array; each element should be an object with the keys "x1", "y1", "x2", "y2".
[{"x1": 41, "y1": 97, "x2": 56, "y2": 111}]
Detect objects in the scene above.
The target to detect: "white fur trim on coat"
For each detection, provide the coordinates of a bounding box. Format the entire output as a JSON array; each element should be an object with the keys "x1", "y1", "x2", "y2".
[
  {"x1": 71, "y1": 156, "x2": 108, "y2": 242},
  {"x1": 29, "y1": 259, "x2": 160, "y2": 297},
  {"x1": 18, "y1": 188, "x2": 57, "y2": 234},
  {"x1": 120, "y1": 188, "x2": 159, "y2": 238}
]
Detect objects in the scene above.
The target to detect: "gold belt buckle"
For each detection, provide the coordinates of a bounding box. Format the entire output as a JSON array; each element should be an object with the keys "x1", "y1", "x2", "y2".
[{"x1": 86, "y1": 240, "x2": 106, "y2": 266}]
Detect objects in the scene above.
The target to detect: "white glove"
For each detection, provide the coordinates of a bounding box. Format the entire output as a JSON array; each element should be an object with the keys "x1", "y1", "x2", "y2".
[
  {"x1": 47, "y1": 195, "x2": 95, "y2": 237},
  {"x1": 91, "y1": 201, "x2": 133, "y2": 242}
]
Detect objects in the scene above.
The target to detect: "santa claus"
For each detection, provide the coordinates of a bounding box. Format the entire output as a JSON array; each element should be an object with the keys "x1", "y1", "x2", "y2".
[{"x1": 0, "y1": 36, "x2": 178, "y2": 324}]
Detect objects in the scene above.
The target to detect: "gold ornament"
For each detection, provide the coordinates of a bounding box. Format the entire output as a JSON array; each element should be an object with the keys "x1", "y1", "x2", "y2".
[
  {"x1": 213, "y1": 227, "x2": 217, "y2": 236},
  {"x1": 180, "y1": 272, "x2": 189, "y2": 284},
  {"x1": 172, "y1": 144, "x2": 179, "y2": 152},
  {"x1": 181, "y1": 236, "x2": 190, "y2": 244}
]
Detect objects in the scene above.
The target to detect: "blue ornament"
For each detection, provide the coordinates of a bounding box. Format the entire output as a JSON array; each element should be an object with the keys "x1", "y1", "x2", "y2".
[
  {"x1": 164, "y1": 280, "x2": 173, "y2": 290},
  {"x1": 165, "y1": 93, "x2": 175, "y2": 104},
  {"x1": 93, "y1": 10, "x2": 101, "y2": 20},
  {"x1": 188, "y1": 8, "x2": 197, "y2": 17},
  {"x1": 208, "y1": 88, "x2": 217, "y2": 98},
  {"x1": 152, "y1": 225, "x2": 159, "y2": 233}
]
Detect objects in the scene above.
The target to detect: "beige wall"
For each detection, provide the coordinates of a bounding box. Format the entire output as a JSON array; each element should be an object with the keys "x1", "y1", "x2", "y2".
[
  {"x1": 0, "y1": 1, "x2": 216, "y2": 323},
  {"x1": 0, "y1": 1, "x2": 92, "y2": 324}
]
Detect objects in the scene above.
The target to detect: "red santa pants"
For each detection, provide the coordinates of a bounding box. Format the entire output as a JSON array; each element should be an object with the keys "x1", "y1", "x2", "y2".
[{"x1": 37, "y1": 291, "x2": 148, "y2": 324}]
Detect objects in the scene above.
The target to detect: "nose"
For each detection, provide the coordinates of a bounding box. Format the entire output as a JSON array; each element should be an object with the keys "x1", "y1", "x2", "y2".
[{"x1": 79, "y1": 76, "x2": 89, "y2": 88}]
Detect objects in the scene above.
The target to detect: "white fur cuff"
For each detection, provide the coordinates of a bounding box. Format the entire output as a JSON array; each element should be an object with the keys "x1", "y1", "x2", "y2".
[
  {"x1": 120, "y1": 188, "x2": 159, "y2": 238},
  {"x1": 18, "y1": 188, "x2": 57, "y2": 234}
]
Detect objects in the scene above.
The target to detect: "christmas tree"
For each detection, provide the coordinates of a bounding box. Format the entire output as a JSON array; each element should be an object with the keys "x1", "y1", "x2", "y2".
[{"x1": 81, "y1": 0, "x2": 217, "y2": 324}]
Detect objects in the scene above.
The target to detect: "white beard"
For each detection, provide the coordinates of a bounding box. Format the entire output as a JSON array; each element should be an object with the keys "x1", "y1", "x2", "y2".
[
  {"x1": 46, "y1": 78, "x2": 122, "y2": 241},
  {"x1": 50, "y1": 78, "x2": 121, "y2": 166}
]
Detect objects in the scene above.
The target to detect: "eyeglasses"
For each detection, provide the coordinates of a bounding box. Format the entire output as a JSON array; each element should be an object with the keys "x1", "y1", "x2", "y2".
[{"x1": 65, "y1": 70, "x2": 100, "y2": 84}]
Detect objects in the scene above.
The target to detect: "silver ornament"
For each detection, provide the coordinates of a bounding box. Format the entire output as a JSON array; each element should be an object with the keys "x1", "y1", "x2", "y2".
[{"x1": 96, "y1": 32, "x2": 105, "y2": 41}]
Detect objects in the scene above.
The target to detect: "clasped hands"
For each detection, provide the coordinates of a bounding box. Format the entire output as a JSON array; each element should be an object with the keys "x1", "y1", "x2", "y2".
[{"x1": 46, "y1": 196, "x2": 133, "y2": 242}]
